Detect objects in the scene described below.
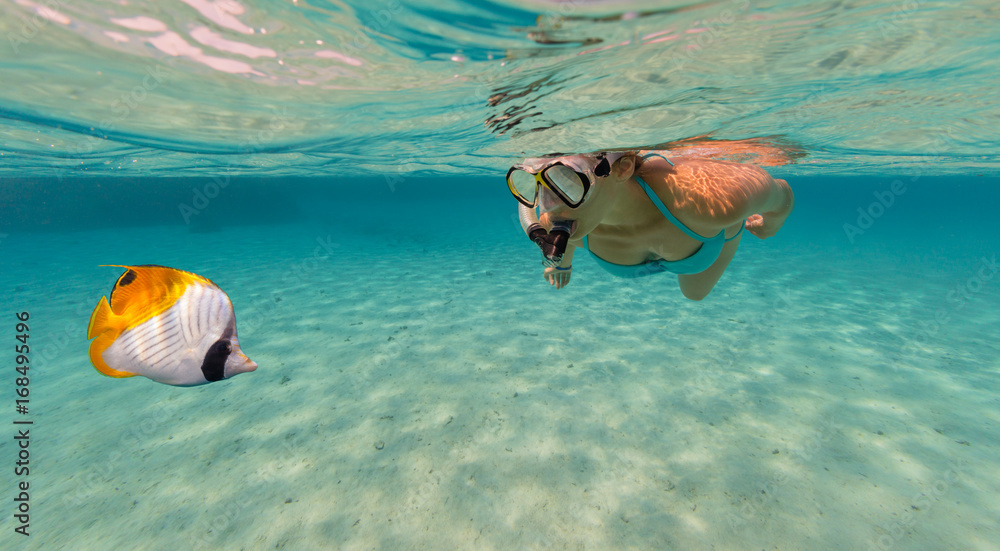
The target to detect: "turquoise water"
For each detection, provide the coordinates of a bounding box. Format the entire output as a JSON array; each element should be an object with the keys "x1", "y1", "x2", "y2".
[{"x1": 2, "y1": 1, "x2": 1000, "y2": 550}]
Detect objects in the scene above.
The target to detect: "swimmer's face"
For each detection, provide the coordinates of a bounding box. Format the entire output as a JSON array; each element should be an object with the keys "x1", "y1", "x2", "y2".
[{"x1": 534, "y1": 154, "x2": 635, "y2": 238}]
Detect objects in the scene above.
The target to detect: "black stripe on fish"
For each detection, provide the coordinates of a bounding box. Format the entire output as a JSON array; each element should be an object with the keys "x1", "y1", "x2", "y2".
[{"x1": 200, "y1": 337, "x2": 232, "y2": 382}]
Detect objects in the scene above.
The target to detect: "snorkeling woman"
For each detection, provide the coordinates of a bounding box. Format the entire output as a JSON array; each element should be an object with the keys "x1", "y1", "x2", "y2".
[{"x1": 509, "y1": 151, "x2": 794, "y2": 300}]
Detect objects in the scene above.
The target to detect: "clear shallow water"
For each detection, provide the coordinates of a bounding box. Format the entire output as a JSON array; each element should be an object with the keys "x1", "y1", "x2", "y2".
[
  {"x1": 2, "y1": 1, "x2": 1000, "y2": 550},
  {"x1": 2, "y1": 0, "x2": 999, "y2": 177},
  {"x1": 1, "y1": 178, "x2": 999, "y2": 550}
]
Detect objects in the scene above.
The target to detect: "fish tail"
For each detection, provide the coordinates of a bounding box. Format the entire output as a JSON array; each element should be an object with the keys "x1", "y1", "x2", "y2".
[
  {"x1": 87, "y1": 296, "x2": 113, "y2": 339},
  {"x1": 88, "y1": 333, "x2": 136, "y2": 378},
  {"x1": 87, "y1": 297, "x2": 136, "y2": 378}
]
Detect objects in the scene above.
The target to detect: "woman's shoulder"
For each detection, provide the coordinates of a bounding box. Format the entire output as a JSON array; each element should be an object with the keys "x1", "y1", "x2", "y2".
[
  {"x1": 646, "y1": 155, "x2": 767, "y2": 177},
  {"x1": 641, "y1": 156, "x2": 772, "y2": 192},
  {"x1": 638, "y1": 155, "x2": 770, "y2": 227}
]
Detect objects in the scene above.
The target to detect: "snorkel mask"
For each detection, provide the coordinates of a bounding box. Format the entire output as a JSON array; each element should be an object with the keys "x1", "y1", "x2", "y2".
[
  {"x1": 507, "y1": 152, "x2": 624, "y2": 209},
  {"x1": 509, "y1": 152, "x2": 625, "y2": 266}
]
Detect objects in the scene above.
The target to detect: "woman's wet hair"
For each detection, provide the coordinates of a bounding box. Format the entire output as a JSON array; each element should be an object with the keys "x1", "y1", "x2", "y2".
[
  {"x1": 528, "y1": 150, "x2": 639, "y2": 176},
  {"x1": 595, "y1": 151, "x2": 639, "y2": 175}
]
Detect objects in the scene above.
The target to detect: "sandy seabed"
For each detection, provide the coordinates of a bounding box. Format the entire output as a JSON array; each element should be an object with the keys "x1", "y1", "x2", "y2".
[{"x1": 0, "y1": 220, "x2": 997, "y2": 551}]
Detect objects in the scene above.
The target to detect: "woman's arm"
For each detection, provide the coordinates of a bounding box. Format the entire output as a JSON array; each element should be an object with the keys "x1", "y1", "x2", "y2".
[
  {"x1": 662, "y1": 160, "x2": 793, "y2": 239},
  {"x1": 544, "y1": 242, "x2": 576, "y2": 289},
  {"x1": 743, "y1": 177, "x2": 793, "y2": 239}
]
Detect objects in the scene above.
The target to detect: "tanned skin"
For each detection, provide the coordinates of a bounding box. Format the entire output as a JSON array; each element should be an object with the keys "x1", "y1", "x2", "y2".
[{"x1": 532, "y1": 152, "x2": 794, "y2": 300}]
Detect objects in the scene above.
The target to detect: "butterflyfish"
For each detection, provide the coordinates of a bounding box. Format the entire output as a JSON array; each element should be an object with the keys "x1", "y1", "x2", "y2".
[{"x1": 86, "y1": 265, "x2": 257, "y2": 386}]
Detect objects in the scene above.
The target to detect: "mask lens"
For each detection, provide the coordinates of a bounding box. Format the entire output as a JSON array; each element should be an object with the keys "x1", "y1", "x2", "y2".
[
  {"x1": 544, "y1": 165, "x2": 587, "y2": 204},
  {"x1": 508, "y1": 170, "x2": 539, "y2": 204}
]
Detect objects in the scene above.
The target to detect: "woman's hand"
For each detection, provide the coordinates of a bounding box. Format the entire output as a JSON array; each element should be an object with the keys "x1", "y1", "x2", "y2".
[
  {"x1": 745, "y1": 213, "x2": 786, "y2": 239},
  {"x1": 544, "y1": 266, "x2": 572, "y2": 289},
  {"x1": 745, "y1": 179, "x2": 793, "y2": 239}
]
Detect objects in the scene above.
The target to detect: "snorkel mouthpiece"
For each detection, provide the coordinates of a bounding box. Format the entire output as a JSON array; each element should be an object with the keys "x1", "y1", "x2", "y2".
[{"x1": 529, "y1": 221, "x2": 572, "y2": 267}]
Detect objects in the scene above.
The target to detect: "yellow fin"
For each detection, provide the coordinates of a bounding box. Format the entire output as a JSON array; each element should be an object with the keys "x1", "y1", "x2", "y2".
[
  {"x1": 100, "y1": 265, "x2": 213, "y2": 324},
  {"x1": 88, "y1": 333, "x2": 137, "y2": 378},
  {"x1": 87, "y1": 296, "x2": 114, "y2": 339}
]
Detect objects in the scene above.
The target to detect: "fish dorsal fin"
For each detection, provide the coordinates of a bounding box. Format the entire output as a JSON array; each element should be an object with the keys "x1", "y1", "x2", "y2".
[{"x1": 102, "y1": 265, "x2": 215, "y2": 325}]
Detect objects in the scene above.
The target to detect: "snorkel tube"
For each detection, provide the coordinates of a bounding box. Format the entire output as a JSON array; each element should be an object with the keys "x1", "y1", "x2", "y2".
[
  {"x1": 519, "y1": 203, "x2": 571, "y2": 266},
  {"x1": 516, "y1": 151, "x2": 627, "y2": 267}
]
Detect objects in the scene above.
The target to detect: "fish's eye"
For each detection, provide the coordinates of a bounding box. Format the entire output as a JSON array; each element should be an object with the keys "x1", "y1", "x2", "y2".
[{"x1": 209, "y1": 339, "x2": 232, "y2": 356}]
